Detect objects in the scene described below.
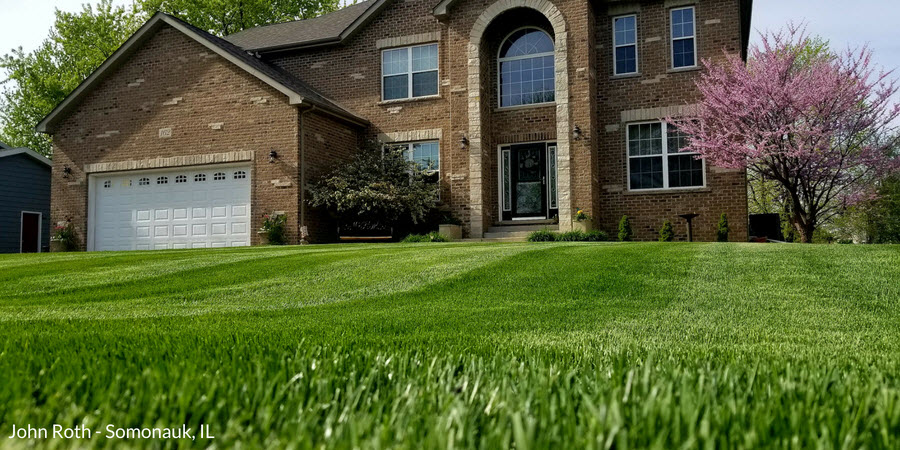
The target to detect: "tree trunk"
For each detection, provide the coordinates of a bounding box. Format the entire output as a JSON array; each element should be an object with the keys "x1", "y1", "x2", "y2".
[{"x1": 788, "y1": 189, "x2": 816, "y2": 243}]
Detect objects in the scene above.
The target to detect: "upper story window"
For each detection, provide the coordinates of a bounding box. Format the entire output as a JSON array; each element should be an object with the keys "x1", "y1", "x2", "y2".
[
  {"x1": 627, "y1": 121, "x2": 704, "y2": 191},
  {"x1": 498, "y1": 28, "x2": 555, "y2": 108},
  {"x1": 382, "y1": 43, "x2": 438, "y2": 101},
  {"x1": 671, "y1": 6, "x2": 697, "y2": 68},
  {"x1": 613, "y1": 15, "x2": 638, "y2": 75}
]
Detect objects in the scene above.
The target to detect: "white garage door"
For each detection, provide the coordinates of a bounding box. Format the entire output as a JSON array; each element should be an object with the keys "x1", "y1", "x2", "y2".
[{"x1": 90, "y1": 165, "x2": 251, "y2": 251}]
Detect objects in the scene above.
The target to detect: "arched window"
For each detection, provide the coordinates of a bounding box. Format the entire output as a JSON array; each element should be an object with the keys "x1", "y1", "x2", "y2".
[{"x1": 498, "y1": 28, "x2": 555, "y2": 108}]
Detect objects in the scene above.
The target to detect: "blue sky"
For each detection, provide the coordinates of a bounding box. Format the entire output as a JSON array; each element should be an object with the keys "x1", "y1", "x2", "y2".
[{"x1": 1, "y1": 0, "x2": 898, "y2": 78}]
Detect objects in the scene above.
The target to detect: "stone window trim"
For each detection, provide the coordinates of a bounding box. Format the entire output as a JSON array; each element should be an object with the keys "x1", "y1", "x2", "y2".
[
  {"x1": 606, "y1": 3, "x2": 641, "y2": 16},
  {"x1": 377, "y1": 94, "x2": 442, "y2": 106},
  {"x1": 377, "y1": 128, "x2": 443, "y2": 143},
  {"x1": 375, "y1": 32, "x2": 441, "y2": 50}
]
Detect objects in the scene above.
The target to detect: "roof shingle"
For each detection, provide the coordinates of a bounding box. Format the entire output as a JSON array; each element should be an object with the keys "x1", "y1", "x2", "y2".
[{"x1": 224, "y1": 0, "x2": 387, "y2": 52}]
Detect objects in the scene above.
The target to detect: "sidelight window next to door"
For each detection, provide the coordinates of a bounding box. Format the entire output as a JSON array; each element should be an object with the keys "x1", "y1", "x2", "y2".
[{"x1": 499, "y1": 142, "x2": 558, "y2": 221}]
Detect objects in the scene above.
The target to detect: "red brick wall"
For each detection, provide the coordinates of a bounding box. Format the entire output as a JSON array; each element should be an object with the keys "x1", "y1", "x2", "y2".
[
  {"x1": 50, "y1": 25, "x2": 303, "y2": 248},
  {"x1": 300, "y1": 111, "x2": 360, "y2": 243},
  {"x1": 594, "y1": 0, "x2": 749, "y2": 241}
]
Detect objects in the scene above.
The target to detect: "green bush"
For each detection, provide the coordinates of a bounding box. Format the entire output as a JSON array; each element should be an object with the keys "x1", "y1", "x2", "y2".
[
  {"x1": 659, "y1": 220, "x2": 674, "y2": 242},
  {"x1": 259, "y1": 213, "x2": 287, "y2": 245},
  {"x1": 558, "y1": 231, "x2": 586, "y2": 241},
  {"x1": 618, "y1": 216, "x2": 633, "y2": 241},
  {"x1": 716, "y1": 213, "x2": 730, "y2": 242},
  {"x1": 527, "y1": 229, "x2": 557, "y2": 242},
  {"x1": 584, "y1": 230, "x2": 608, "y2": 242},
  {"x1": 528, "y1": 229, "x2": 608, "y2": 242},
  {"x1": 402, "y1": 232, "x2": 448, "y2": 243}
]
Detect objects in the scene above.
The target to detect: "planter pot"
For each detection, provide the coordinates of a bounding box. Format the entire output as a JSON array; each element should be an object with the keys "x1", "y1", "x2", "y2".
[
  {"x1": 49, "y1": 240, "x2": 67, "y2": 253},
  {"x1": 439, "y1": 224, "x2": 463, "y2": 240},
  {"x1": 572, "y1": 219, "x2": 593, "y2": 232},
  {"x1": 257, "y1": 231, "x2": 270, "y2": 246}
]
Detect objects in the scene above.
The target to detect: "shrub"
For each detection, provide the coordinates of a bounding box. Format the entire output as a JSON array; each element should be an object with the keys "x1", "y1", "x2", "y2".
[
  {"x1": 659, "y1": 220, "x2": 674, "y2": 242},
  {"x1": 558, "y1": 231, "x2": 586, "y2": 242},
  {"x1": 402, "y1": 232, "x2": 448, "y2": 243},
  {"x1": 584, "y1": 230, "x2": 608, "y2": 242},
  {"x1": 527, "y1": 229, "x2": 557, "y2": 242},
  {"x1": 309, "y1": 142, "x2": 439, "y2": 231},
  {"x1": 259, "y1": 213, "x2": 287, "y2": 245},
  {"x1": 51, "y1": 219, "x2": 77, "y2": 250},
  {"x1": 717, "y1": 213, "x2": 730, "y2": 242},
  {"x1": 618, "y1": 216, "x2": 633, "y2": 241}
]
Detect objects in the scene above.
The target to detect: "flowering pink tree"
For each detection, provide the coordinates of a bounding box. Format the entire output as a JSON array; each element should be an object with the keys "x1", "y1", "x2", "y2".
[{"x1": 675, "y1": 27, "x2": 900, "y2": 243}]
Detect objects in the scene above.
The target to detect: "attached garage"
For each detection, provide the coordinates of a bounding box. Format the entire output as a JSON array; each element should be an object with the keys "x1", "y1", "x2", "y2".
[{"x1": 88, "y1": 165, "x2": 251, "y2": 251}]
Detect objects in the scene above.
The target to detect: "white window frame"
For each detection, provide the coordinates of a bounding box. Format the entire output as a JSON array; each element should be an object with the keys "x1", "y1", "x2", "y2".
[
  {"x1": 626, "y1": 120, "x2": 706, "y2": 191},
  {"x1": 381, "y1": 43, "x2": 439, "y2": 101},
  {"x1": 670, "y1": 6, "x2": 698, "y2": 69},
  {"x1": 612, "y1": 14, "x2": 639, "y2": 76},
  {"x1": 19, "y1": 211, "x2": 42, "y2": 253},
  {"x1": 385, "y1": 140, "x2": 441, "y2": 175},
  {"x1": 497, "y1": 27, "x2": 556, "y2": 109}
]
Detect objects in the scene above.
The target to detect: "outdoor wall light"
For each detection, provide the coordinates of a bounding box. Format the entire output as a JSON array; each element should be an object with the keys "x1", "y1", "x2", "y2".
[
  {"x1": 460, "y1": 136, "x2": 469, "y2": 149},
  {"x1": 268, "y1": 150, "x2": 278, "y2": 163},
  {"x1": 573, "y1": 125, "x2": 582, "y2": 140},
  {"x1": 63, "y1": 166, "x2": 72, "y2": 178}
]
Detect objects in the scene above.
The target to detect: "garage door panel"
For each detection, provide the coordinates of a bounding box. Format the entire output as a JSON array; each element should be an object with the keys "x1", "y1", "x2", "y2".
[
  {"x1": 232, "y1": 205, "x2": 248, "y2": 217},
  {"x1": 91, "y1": 165, "x2": 251, "y2": 251},
  {"x1": 211, "y1": 206, "x2": 227, "y2": 218},
  {"x1": 173, "y1": 208, "x2": 188, "y2": 220}
]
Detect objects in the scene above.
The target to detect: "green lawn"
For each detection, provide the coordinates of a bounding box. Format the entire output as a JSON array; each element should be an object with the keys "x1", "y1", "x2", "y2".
[{"x1": 1, "y1": 242, "x2": 899, "y2": 448}]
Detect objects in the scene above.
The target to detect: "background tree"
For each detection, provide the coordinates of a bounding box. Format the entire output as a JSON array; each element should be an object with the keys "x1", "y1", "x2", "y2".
[
  {"x1": 0, "y1": 0, "x2": 141, "y2": 155},
  {"x1": 137, "y1": 0, "x2": 342, "y2": 36},
  {"x1": 676, "y1": 26, "x2": 900, "y2": 242}
]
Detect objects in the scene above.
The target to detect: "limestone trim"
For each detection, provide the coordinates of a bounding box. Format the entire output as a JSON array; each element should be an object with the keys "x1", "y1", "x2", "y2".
[
  {"x1": 83, "y1": 150, "x2": 255, "y2": 173},
  {"x1": 467, "y1": 0, "x2": 572, "y2": 236},
  {"x1": 620, "y1": 104, "x2": 697, "y2": 123},
  {"x1": 376, "y1": 32, "x2": 441, "y2": 49},
  {"x1": 377, "y1": 128, "x2": 443, "y2": 142}
]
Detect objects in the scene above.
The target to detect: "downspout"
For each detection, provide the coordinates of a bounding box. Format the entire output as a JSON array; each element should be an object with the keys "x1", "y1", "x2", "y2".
[{"x1": 299, "y1": 105, "x2": 317, "y2": 239}]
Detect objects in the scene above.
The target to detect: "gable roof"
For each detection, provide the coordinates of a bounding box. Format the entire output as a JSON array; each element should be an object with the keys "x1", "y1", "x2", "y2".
[
  {"x1": 225, "y1": 0, "x2": 393, "y2": 53},
  {"x1": 37, "y1": 13, "x2": 366, "y2": 134},
  {"x1": 0, "y1": 147, "x2": 52, "y2": 168},
  {"x1": 0, "y1": 141, "x2": 10, "y2": 150}
]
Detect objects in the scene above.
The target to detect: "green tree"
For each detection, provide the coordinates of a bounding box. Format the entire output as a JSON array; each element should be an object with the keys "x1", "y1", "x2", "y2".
[
  {"x1": 618, "y1": 216, "x2": 633, "y2": 242},
  {"x1": 716, "y1": 213, "x2": 729, "y2": 242},
  {"x1": 0, "y1": 0, "x2": 141, "y2": 155},
  {"x1": 137, "y1": 0, "x2": 342, "y2": 36},
  {"x1": 659, "y1": 220, "x2": 674, "y2": 242}
]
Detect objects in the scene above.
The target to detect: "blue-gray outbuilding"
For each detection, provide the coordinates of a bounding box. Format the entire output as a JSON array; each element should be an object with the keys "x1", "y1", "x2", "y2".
[{"x1": 0, "y1": 143, "x2": 52, "y2": 253}]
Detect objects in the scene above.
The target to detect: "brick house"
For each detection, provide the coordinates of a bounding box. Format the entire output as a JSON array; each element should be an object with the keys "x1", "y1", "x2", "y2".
[{"x1": 39, "y1": 0, "x2": 751, "y2": 250}]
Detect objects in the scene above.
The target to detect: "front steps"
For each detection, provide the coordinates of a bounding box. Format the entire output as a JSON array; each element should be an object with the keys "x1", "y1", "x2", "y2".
[{"x1": 464, "y1": 223, "x2": 559, "y2": 242}]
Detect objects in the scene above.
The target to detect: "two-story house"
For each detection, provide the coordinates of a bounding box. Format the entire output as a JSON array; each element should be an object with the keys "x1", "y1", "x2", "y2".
[{"x1": 38, "y1": 0, "x2": 751, "y2": 250}]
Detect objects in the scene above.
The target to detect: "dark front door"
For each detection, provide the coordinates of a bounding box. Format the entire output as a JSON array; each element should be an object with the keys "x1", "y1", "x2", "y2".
[
  {"x1": 510, "y1": 143, "x2": 547, "y2": 219},
  {"x1": 20, "y1": 212, "x2": 40, "y2": 253}
]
